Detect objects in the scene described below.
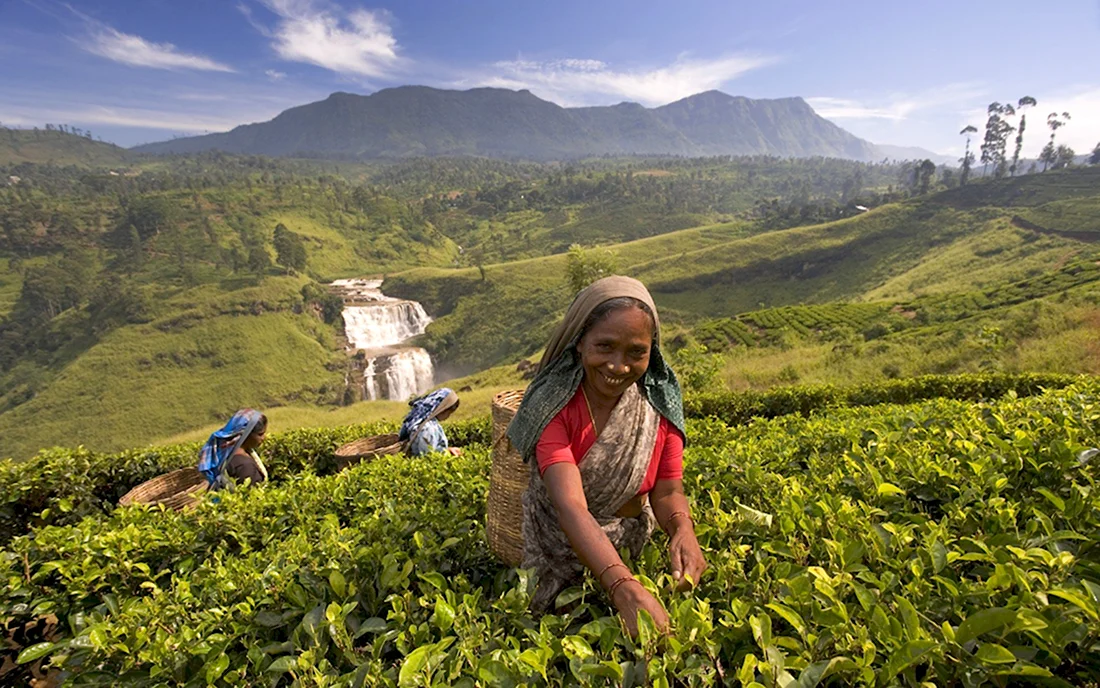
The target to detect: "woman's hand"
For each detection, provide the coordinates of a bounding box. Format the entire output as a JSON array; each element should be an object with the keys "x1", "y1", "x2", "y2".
[
  {"x1": 612, "y1": 580, "x2": 670, "y2": 637},
  {"x1": 669, "y1": 525, "x2": 707, "y2": 591},
  {"x1": 447, "y1": 447, "x2": 463, "y2": 456}
]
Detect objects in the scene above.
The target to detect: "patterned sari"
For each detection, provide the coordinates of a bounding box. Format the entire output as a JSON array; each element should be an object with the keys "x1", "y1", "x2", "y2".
[
  {"x1": 521, "y1": 383, "x2": 660, "y2": 610},
  {"x1": 506, "y1": 276, "x2": 685, "y2": 610}
]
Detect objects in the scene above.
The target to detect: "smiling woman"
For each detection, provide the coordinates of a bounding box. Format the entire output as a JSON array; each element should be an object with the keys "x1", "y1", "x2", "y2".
[{"x1": 506, "y1": 276, "x2": 706, "y2": 637}]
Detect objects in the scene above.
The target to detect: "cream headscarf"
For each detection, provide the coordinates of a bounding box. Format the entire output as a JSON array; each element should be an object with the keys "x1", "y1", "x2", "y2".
[{"x1": 537, "y1": 276, "x2": 663, "y2": 371}]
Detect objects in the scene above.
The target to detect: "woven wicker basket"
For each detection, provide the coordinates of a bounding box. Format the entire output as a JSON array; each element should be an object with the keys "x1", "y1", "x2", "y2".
[
  {"x1": 486, "y1": 388, "x2": 528, "y2": 566},
  {"x1": 118, "y1": 468, "x2": 208, "y2": 511},
  {"x1": 334, "y1": 433, "x2": 403, "y2": 469}
]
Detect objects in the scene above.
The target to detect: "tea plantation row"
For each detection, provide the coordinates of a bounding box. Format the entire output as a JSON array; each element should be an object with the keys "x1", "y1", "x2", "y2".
[
  {"x1": 1, "y1": 373, "x2": 1081, "y2": 547},
  {"x1": 1, "y1": 378, "x2": 1098, "y2": 685}
]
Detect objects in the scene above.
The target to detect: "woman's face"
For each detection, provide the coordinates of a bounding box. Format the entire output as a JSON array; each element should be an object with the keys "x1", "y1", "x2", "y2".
[
  {"x1": 577, "y1": 306, "x2": 654, "y2": 402},
  {"x1": 242, "y1": 423, "x2": 267, "y2": 450}
]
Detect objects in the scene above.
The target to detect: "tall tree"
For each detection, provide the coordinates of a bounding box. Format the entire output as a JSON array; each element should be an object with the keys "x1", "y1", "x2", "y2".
[
  {"x1": 1010, "y1": 96, "x2": 1037, "y2": 176},
  {"x1": 1054, "y1": 145, "x2": 1076, "y2": 169},
  {"x1": 273, "y1": 223, "x2": 307, "y2": 273},
  {"x1": 1043, "y1": 112, "x2": 1071, "y2": 171},
  {"x1": 959, "y1": 125, "x2": 978, "y2": 185},
  {"x1": 1089, "y1": 142, "x2": 1100, "y2": 166},
  {"x1": 917, "y1": 159, "x2": 936, "y2": 195},
  {"x1": 980, "y1": 102, "x2": 1015, "y2": 178}
]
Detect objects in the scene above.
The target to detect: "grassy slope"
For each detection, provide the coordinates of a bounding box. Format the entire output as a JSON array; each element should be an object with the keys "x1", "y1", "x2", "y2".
[
  {"x1": 718, "y1": 284, "x2": 1100, "y2": 390},
  {"x1": 0, "y1": 257, "x2": 22, "y2": 317},
  {"x1": 266, "y1": 212, "x2": 378, "y2": 279},
  {"x1": 6, "y1": 168, "x2": 1098, "y2": 459},
  {"x1": 0, "y1": 277, "x2": 346, "y2": 460},
  {"x1": 156, "y1": 362, "x2": 528, "y2": 446},
  {"x1": 389, "y1": 170, "x2": 1100, "y2": 370},
  {"x1": 0, "y1": 129, "x2": 131, "y2": 166}
]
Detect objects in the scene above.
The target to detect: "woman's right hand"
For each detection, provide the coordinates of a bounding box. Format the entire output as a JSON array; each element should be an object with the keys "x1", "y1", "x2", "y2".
[{"x1": 612, "y1": 580, "x2": 670, "y2": 637}]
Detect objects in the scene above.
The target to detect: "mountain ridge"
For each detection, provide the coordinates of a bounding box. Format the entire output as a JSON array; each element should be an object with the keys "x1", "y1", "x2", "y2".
[{"x1": 132, "y1": 86, "x2": 883, "y2": 161}]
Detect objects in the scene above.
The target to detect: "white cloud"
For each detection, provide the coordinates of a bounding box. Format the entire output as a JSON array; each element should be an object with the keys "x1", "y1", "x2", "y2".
[
  {"x1": 0, "y1": 81, "x2": 329, "y2": 144},
  {"x1": 265, "y1": 69, "x2": 287, "y2": 81},
  {"x1": 1, "y1": 103, "x2": 252, "y2": 133},
  {"x1": 807, "y1": 83, "x2": 985, "y2": 123},
  {"x1": 1041, "y1": 88, "x2": 1100, "y2": 155},
  {"x1": 81, "y1": 24, "x2": 234, "y2": 72},
  {"x1": 465, "y1": 53, "x2": 776, "y2": 107},
  {"x1": 250, "y1": 0, "x2": 400, "y2": 78},
  {"x1": 805, "y1": 97, "x2": 917, "y2": 121}
]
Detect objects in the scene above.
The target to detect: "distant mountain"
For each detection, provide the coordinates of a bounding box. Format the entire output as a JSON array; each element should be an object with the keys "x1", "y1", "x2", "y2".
[
  {"x1": 656, "y1": 91, "x2": 879, "y2": 161},
  {"x1": 132, "y1": 86, "x2": 882, "y2": 161},
  {"x1": 1, "y1": 128, "x2": 132, "y2": 166},
  {"x1": 876, "y1": 144, "x2": 956, "y2": 166}
]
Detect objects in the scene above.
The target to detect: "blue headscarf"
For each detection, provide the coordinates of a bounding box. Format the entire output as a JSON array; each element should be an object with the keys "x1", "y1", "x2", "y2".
[
  {"x1": 197, "y1": 409, "x2": 264, "y2": 486},
  {"x1": 399, "y1": 388, "x2": 457, "y2": 442}
]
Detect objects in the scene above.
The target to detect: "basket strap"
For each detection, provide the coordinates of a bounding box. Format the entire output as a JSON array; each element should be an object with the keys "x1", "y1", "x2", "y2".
[{"x1": 405, "y1": 423, "x2": 428, "y2": 454}]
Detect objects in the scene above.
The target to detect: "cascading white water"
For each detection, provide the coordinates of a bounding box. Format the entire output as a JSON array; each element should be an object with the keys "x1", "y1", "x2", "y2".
[
  {"x1": 342, "y1": 302, "x2": 431, "y2": 350},
  {"x1": 381, "y1": 349, "x2": 434, "y2": 401},
  {"x1": 331, "y1": 279, "x2": 435, "y2": 401},
  {"x1": 361, "y1": 358, "x2": 379, "y2": 401}
]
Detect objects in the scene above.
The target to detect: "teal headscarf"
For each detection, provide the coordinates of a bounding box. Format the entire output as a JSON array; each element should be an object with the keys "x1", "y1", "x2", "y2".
[{"x1": 507, "y1": 276, "x2": 685, "y2": 462}]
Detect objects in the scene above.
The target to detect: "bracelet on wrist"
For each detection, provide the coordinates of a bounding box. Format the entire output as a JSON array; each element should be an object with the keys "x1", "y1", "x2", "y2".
[
  {"x1": 607, "y1": 575, "x2": 636, "y2": 603},
  {"x1": 665, "y1": 510, "x2": 692, "y2": 530},
  {"x1": 596, "y1": 562, "x2": 628, "y2": 585}
]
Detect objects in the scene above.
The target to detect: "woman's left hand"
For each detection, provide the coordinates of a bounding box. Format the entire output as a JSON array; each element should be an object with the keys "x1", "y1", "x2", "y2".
[
  {"x1": 447, "y1": 447, "x2": 463, "y2": 456},
  {"x1": 669, "y1": 526, "x2": 707, "y2": 591}
]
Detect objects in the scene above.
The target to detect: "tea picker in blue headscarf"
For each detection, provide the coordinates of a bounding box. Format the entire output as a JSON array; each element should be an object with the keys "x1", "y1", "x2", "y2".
[
  {"x1": 197, "y1": 409, "x2": 270, "y2": 489},
  {"x1": 399, "y1": 388, "x2": 462, "y2": 456}
]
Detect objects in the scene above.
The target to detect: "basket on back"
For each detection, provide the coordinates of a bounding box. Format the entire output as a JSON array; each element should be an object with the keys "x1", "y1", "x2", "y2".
[
  {"x1": 118, "y1": 468, "x2": 208, "y2": 511},
  {"x1": 334, "y1": 433, "x2": 403, "y2": 470},
  {"x1": 486, "y1": 388, "x2": 528, "y2": 566}
]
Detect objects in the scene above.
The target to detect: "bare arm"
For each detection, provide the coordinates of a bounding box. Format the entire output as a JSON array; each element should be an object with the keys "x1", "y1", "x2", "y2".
[
  {"x1": 650, "y1": 478, "x2": 706, "y2": 589},
  {"x1": 650, "y1": 478, "x2": 692, "y2": 530},
  {"x1": 542, "y1": 463, "x2": 669, "y2": 634},
  {"x1": 542, "y1": 462, "x2": 629, "y2": 579}
]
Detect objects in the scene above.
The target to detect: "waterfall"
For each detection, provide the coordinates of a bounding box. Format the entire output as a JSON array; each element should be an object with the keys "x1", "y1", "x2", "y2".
[
  {"x1": 342, "y1": 302, "x2": 431, "y2": 350},
  {"x1": 361, "y1": 357, "x2": 379, "y2": 401},
  {"x1": 381, "y1": 349, "x2": 434, "y2": 401},
  {"x1": 331, "y1": 279, "x2": 435, "y2": 401}
]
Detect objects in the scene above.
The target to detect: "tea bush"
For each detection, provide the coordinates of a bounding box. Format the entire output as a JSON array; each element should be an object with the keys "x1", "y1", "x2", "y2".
[
  {"x1": 1, "y1": 380, "x2": 1098, "y2": 685},
  {"x1": 0, "y1": 418, "x2": 492, "y2": 545}
]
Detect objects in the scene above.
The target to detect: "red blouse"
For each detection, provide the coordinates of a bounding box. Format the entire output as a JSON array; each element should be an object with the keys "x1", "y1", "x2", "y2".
[{"x1": 535, "y1": 386, "x2": 684, "y2": 495}]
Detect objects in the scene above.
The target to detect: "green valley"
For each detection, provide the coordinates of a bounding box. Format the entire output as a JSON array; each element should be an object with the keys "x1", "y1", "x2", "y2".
[{"x1": 1, "y1": 143, "x2": 1099, "y2": 461}]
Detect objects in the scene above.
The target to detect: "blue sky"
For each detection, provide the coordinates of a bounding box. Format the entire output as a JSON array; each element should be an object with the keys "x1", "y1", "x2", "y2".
[{"x1": 2, "y1": 0, "x2": 1098, "y2": 156}]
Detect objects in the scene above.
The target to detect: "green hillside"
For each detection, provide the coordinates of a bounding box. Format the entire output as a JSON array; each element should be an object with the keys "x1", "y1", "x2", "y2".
[
  {"x1": 0, "y1": 128, "x2": 132, "y2": 166},
  {"x1": 0, "y1": 277, "x2": 349, "y2": 460},
  {"x1": 389, "y1": 168, "x2": 1100, "y2": 371},
  {"x1": 1, "y1": 155, "x2": 1097, "y2": 460}
]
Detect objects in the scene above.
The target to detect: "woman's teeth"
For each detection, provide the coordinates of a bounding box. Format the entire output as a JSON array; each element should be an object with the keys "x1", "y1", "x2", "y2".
[{"x1": 602, "y1": 373, "x2": 627, "y2": 386}]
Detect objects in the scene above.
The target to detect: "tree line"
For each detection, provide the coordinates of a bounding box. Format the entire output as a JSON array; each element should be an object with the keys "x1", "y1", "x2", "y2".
[{"x1": 955, "y1": 97, "x2": 1094, "y2": 185}]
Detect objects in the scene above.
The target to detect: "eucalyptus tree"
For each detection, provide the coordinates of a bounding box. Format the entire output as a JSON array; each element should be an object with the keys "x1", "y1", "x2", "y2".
[
  {"x1": 1010, "y1": 96, "x2": 1037, "y2": 176},
  {"x1": 980, "y1": 102, "x2": 1016, "y2": 177},
  {"x1": 1042, "y1": 112, "x2": 1071, "y2": 171},
  {"x1": 959, "y1": 125, "x2": 978, "y2": 185}
]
